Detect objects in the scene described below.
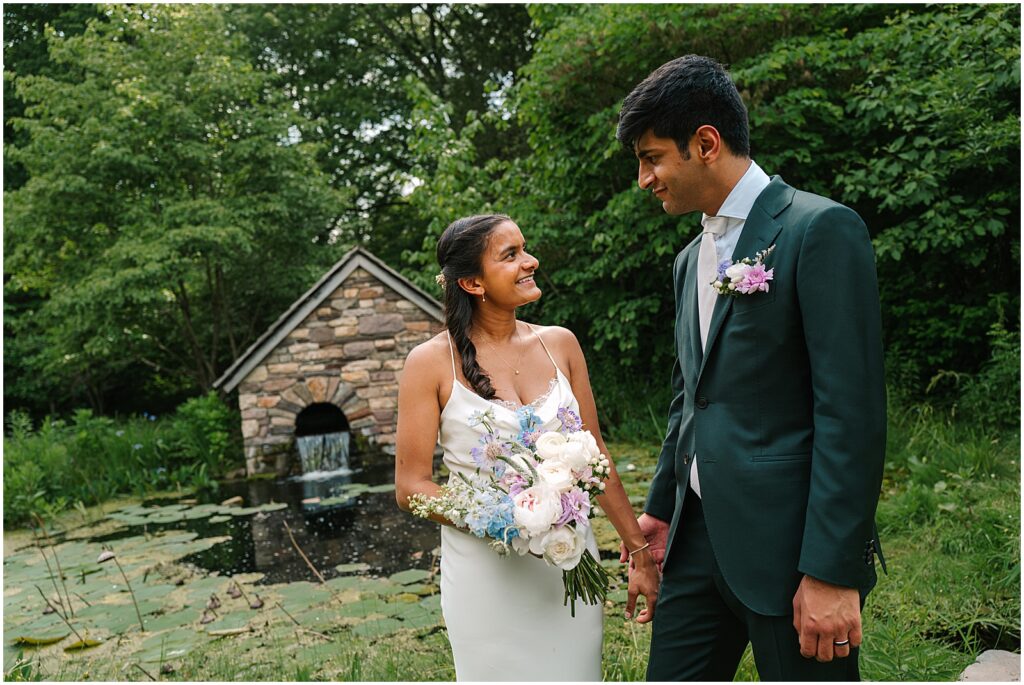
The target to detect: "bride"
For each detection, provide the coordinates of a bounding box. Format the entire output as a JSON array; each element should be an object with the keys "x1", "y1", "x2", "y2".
[{"x1": 395, "y1": 214, "x2": 660, "y2": 681}]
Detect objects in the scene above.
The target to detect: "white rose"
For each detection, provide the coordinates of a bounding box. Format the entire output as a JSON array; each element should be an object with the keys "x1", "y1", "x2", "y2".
[
  {"x1": 567, "y1": 430, "x2": 601, "y2": 461},
  {"x1": 512, "y1": 485, "x2": 562, "y2": 536},
  {"x1": 534, "y1": 431, "x2": 568, "y2": 461},
  {"x1": 725, "y1": 263, "x2": 751, "y2": 282},
  {"x1": 536, "y1": 459, "x2": 575, "y2": 493},
  {"x1": 540, "y1": 526, "x2": 588, "y2": 570},
  {"x1": 560, "y1": 441, "x2": 589, "y2": 472}
]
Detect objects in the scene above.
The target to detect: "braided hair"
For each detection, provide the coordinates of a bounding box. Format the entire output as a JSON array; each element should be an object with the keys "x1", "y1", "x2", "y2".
[{"x1": 436, "y1": 214, "x2": 511, "y2": 400}]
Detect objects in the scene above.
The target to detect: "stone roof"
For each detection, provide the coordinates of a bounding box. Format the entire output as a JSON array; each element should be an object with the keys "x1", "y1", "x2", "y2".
[{"x1": 214, "y1": 246, "x2": 442, "y2": 394}]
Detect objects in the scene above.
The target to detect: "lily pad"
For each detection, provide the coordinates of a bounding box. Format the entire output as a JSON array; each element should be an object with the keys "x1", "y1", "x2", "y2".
[
  {"x1": 350, "y1": 617, "x2": 404, "y2": 638},
  {"x1": 273, "y1": 582, "x2": 330, "y2": 612},
  {"x1": 325, "y1": 576, "x2": 365, "y2": 592},
  {"x1": 388, "y1": 569, "x2": 431, "y2": 585},
  {"x1": 335, "y1": 599, "x2": 390, "y2": 618},
  {"x1": 364, "y1": 483, "x2": 396, "y2": 494},
  {"x1": 10, "y1": 632, "x2": 69, "y2": 646},
  {"x1": 208, "y1": 515, "x2": 232, "y2": 524},
  {"x1": 201, "y1": 612, "x2": 251, "y2": 633},
  {"x1": 334, "y1": 562, "x2": 371, "y2": 575},
  {"x1": 257, "y1": 502, "x2": 288, "y2": 512},
  {"x1": 228, "y1": 507, "x2": 265, "y2": 517},
  {"x1": 401, "y1": 612, "x2": 441, "y2": 630},
  {"x1": 63, "y1": 637, "x2": 104, "y2": 651},
  {"x1": 133, "y1": 629, "x2": 201, "y2": 663}
]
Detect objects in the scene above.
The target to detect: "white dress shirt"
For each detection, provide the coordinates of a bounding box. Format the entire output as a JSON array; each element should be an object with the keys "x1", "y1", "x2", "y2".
[{"x1": 690, "y1": 160, "x2": 771, "y2": 498}]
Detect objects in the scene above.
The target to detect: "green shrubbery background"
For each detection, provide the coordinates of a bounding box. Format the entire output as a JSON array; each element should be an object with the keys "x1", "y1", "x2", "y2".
[{"x1": 3, "y1": 393, "x2": 241, "y2": 526}]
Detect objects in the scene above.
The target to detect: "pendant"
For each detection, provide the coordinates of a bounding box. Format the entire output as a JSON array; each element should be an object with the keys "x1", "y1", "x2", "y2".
[{"x1": 515, "y1": 370, "x2": 520, "y2": 375}]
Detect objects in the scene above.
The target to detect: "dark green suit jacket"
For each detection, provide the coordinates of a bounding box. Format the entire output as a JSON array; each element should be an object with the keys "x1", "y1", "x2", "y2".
[{"x1": 645, "y1": 176, "x2": 887, "y2": 617}]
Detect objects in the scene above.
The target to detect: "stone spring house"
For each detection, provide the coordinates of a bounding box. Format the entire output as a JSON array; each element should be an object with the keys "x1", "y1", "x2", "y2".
[{"x1": 213, "y1": 247, "x2": 444, "y2": 477}]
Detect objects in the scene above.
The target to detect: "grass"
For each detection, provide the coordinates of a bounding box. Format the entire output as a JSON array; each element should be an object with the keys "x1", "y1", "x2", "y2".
[{"x1": 4, "y1": 399, "x2": 1018, "y2": 681}]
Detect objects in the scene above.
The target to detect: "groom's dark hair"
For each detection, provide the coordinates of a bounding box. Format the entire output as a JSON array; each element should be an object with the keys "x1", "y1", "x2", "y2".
[{"x1": 616, "y1": 55, "x2": 750, "y2": 158}]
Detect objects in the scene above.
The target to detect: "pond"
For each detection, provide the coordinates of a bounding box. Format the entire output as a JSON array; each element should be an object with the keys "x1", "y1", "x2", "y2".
[
  {"x1": 2, "y1": 452, "x2": 450, "y2": 678},
  {"x1": 85, "y1": 458, "x2": 440, "y2": 583}
]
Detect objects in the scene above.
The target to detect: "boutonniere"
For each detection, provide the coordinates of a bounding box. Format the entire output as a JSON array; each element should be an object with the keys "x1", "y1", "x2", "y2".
[{"x1": 711, "y1": 245, "x2": 775, "y2": 296}]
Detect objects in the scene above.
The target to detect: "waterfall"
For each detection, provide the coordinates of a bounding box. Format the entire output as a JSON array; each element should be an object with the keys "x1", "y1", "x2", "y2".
[{"x1": 295, "y1": 430, "x2": 352, "y2": 477}]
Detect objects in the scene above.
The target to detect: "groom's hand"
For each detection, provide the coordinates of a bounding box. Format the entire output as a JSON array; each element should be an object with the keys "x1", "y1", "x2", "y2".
[
  {"x1": 619, "y1": 514, "x2": 669, "y2": 570},
  {"x1": 792, "y1": 575, "x2": 862, "y2": 662}
]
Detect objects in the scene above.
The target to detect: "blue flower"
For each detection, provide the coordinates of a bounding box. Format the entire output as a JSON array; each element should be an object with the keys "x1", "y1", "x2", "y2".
[{"x1": 717, "y1": 258, "x2": 731, "y2": 281}]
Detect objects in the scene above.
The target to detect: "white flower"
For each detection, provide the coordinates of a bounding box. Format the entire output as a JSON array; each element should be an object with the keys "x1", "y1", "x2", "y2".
[
  {"x1": 560, "y1": 441, "x2": 589, "y2": 472},
  {"x1": 567, "y1": 430, "x2": 601, "y2": 461},
  {"x1": 534, "y1": 431, "x2": 567, "y2": 461},
  {"x1": 536, "y1": 460, "x2": 574, "y2": 493},
  {"x1": 512, "y1": 485, "x2": 562, "y2": 536},
  {"x1": 540, "y1": 526, "x2": 588, "y2": 570},
  {"x1": 725, "y1": 262, "x2": 752, "y2": 282}
]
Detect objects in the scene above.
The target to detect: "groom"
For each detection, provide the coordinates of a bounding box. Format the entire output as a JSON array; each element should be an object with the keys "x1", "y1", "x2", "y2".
[{"x1": 616, "y1": 55, "x2": 887, "y2": 681}]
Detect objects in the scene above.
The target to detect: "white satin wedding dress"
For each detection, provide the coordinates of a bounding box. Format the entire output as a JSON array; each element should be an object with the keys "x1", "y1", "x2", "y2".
[{"x1": 437, "y1": 327, "x2": 603, "y2": 681}]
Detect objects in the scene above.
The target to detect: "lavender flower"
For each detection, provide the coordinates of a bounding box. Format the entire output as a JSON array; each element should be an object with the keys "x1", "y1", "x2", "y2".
[
  {"x1": 556, "y1": 488, "x2": 591, "y2": 528},
  {"x1": 557, "y1": 407, "x2": 583, "y2": 434},
  {"x1": 717, "y1": 258, "x2": 731, "y2": 281},
  {"x1": 470, "y1": 434, "x2": 510, "y2": 477}
]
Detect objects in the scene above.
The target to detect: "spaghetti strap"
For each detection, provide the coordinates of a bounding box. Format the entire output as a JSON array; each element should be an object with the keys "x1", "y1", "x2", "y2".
[
  {"x1": 446, "y1": 330, "x2": 457, "y2": 379},
  {"x1": 527, "y1": 323, "x2": 562, "y2": 376}
]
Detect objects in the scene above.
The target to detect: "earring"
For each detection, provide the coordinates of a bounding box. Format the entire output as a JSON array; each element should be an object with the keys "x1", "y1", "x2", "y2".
[{"x1": 482, "y1": 294, "x2": 486, "y2": 302}]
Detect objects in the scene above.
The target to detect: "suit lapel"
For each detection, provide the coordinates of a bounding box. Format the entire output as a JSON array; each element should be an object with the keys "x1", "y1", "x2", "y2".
[
  {"x1": 696, "y1": 177, "x2": 793, "y2": 382},
  {"x1": 682, "y1": 245, "x2": 702, "y2": 372}
]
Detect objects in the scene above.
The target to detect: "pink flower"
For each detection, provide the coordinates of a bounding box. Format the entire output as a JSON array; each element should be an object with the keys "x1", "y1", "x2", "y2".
[{"x1": 735, "y1": 265, "x2": 774, "y2": 294}]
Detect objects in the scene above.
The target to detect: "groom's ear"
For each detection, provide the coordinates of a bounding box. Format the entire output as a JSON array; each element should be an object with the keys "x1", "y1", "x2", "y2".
[
  {"x1": 457, "y1": 276, "x2": 484, "y2": 298},
  {"x1": 693, "y1": 125, "x2": 722, "y2": 164}
]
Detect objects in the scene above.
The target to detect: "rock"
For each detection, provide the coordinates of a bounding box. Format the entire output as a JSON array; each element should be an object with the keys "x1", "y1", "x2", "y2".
[{"x1": 959, "y1": 650, "x2": 1020, "y2": 682}]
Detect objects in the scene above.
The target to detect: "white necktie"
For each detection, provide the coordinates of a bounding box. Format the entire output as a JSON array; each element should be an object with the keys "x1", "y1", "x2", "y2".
[
  {"x1": 692, "y1": 215, "x2": 727, "y2": 499},
  {"x1": 697, "y1": 216, "x2": 728, "y2": 350}
]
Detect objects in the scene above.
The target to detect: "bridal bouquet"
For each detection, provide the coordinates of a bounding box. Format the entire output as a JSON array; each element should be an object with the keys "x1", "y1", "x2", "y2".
[{"x1": 409, "y1": 406, "x2": 611, "y2": 616}]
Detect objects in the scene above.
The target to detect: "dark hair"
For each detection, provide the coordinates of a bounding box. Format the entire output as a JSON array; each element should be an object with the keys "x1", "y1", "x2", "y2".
[
  {"x1": 616, "y1": 55, "x2": 750, "y2": 158},
  {"x1": 436, "y1": 213, "x2": 511, "y2": 400}
]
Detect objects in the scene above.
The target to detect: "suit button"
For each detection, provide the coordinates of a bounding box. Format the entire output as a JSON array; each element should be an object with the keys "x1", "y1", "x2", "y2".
[
  {"x1": 682, "y1": 454, "x2": 689, "y2": 465},
  {"x1": 696, "y1": 397, "x2": 709, "y2": 409}
]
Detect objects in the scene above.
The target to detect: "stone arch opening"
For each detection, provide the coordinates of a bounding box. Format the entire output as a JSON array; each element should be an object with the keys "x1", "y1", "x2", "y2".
[
  {"x1": 294, "y1": 403, "x2": 351, "y2": 475},
  {"x1": 295, "y1": 403, "x2": 349, "y2": 437}
]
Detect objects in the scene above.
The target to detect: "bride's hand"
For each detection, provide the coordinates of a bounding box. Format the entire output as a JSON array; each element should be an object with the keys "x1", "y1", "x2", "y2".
[{"x1": 625, "y1": 549, "x2": 660, "y2": 623}]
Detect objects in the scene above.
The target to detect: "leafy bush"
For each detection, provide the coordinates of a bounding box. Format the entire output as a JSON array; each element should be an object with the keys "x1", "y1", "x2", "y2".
[
  {"x1": 960, "y1": 319, "x2": 1021, "y2": 432},
  {"x1": 164, "y1": 391, "x2": 240, "y2": 475},
  {"x1": 3, "y1": 393, "x2": 242, "y2": 527}
]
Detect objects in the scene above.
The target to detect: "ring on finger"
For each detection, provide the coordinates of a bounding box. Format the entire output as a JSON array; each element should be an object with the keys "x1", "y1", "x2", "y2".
[{"x1": 833, "y1": 639, "x2": 850, "y2": 646}]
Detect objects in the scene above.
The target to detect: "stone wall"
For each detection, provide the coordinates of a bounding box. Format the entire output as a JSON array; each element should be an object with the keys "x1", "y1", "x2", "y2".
[{"x1": 237, "y1": 267, "x2": 444, "y2": 476}]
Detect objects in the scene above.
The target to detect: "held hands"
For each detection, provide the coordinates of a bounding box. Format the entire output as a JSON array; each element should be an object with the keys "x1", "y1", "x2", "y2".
[
  {"x1": 624, "y1": 547, "x2": 660, "y2": 623},
  {"x1": 792, "y1": 574, "x2": 862, "y2": 662},
  {"x1": 620, "y1": 514, "x2": 669, "y2": 623},
  {"x1": 618, "y1": 514, "x2": 669, "y2": 570}
]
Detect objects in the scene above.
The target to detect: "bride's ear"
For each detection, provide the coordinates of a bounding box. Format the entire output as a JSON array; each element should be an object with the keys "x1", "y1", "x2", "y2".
[{"x1": 457, "y1": 276, "x2": 485, "y2": 298}]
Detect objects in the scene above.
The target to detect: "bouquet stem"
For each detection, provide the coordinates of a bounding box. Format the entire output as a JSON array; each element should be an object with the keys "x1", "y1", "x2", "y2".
[{"x1": 562, "y1": 550, "x2": 609, "y2": 617}]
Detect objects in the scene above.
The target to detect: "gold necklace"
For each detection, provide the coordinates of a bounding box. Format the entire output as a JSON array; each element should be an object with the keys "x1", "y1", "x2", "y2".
[{"x1": 478, "y1": 325, "x2": 525, "y2": 375}]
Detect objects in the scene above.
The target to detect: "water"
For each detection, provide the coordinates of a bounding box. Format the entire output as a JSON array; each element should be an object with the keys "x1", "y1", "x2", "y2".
[
  {"x1": 87, "y1": 456, "x2": 441, "y2": 585},
  {"x1": 295, "y1": 430, "x2": 351, "y2": 473}
]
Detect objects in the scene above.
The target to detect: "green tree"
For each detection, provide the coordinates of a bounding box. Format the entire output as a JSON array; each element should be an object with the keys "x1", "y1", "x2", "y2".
[
  {"x1": 223, "y1": 4, "x2": 534, "y2": 265},
  {"x1": 4, "y1": 4, "x2": 343, "y2": 414},
  {"x1": 405, "y1": 4, "x2": 1020, "y2": 404}
]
